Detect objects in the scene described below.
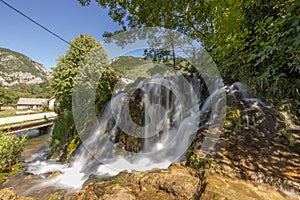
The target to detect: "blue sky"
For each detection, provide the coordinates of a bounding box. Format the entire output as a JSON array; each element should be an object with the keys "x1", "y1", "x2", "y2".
[{"x1": 0, "y1": 0, "x2": 121, "y2": 71}]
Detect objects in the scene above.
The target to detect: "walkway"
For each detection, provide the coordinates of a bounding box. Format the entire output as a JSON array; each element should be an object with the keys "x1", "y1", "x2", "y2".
[{"x1": 0, "y1": 112, "x2": 57, "y2": 126}]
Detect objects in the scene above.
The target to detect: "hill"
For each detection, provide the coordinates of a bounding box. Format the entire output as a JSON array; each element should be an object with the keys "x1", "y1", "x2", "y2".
[
  {"x1": 0, "y1": 47, "x2": 51, "y2": 86},
  {"x1": 110, "y1": 56, "x2": 185, "y2": 79}
]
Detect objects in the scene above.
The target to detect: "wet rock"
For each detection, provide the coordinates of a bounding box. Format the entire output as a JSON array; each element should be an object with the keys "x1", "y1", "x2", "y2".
[
  {"x1": 100, "y1": 185, "x2": 136, "y2": 200},
  {"x1": 47, "y1": 190, "x2": 66, "y2": 200},
  {"x1": 188, "y1": 82, "x2": 300, "y2": 196},
  {"x1": 0, "y1": 188, "x2": 16, "y2": 200},
  {"x1": 47, "y1": 171, "x2": 62, "y2": 179},
  {"x1": 201, "y1": 174, "x2": 299, "y2": 200},
  {"x1": 157, "y1": 173, "x2": 199, "y2": 199},
  {"x1": 79, "y1": 162, "x2": 200, "y2": 200},
  {"x1": 0, "y1": 188, "x2": 36, "y2": 200}
]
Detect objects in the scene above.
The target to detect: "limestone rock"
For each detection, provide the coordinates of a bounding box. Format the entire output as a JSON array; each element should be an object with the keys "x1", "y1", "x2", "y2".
[
  {"x1": 0, "y1": 188, "x2": 36, "y2": 200},
  {"x1": 201, "y1": 174, "x2": 299, "y2": 200}
]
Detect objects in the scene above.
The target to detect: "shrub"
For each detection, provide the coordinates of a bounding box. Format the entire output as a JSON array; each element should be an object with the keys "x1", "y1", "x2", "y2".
[
  {"x1": 49, "y1": 110, "x2": 74, "y2": 157},
  {"x1": 0, "y1": 132, "x2": 26, "y2": 173}
]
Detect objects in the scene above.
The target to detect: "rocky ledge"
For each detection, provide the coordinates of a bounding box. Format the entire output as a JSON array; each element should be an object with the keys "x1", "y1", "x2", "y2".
[{"x1": 1, "y1": 162, "x2": 297, "y2": 200}]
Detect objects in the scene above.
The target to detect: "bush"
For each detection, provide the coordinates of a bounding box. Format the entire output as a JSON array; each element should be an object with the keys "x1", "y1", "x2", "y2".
[
  {"x1": 49, "y1": 110, "x2": 74, "y2": 157},
  {"x1": 0, "y1": 132, "x2": 26, "y2": 173}
]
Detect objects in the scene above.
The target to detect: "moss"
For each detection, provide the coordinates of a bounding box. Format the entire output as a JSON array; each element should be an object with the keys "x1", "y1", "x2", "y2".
[
  {"x1": 47, "y1": 190, "x2": 66, "y2": 200},
  {"x1": 224, "y1": 109, "x2": 242, "y2": 132},
  {"x1": 57, "y1": 124, "x2": 82, "y2": 163},
  {"x1": 48, "y1": 110, "x2": 74, "y2": 158},
  {"x1": 186, "y1": 148, "x2": 213, "y2": 173},
  {"x1": 66, "y1": 133, "x2": 81, "y2": 161},
  {"x1": 0, "y1": 163, "x2": 24, "y2": 183}
]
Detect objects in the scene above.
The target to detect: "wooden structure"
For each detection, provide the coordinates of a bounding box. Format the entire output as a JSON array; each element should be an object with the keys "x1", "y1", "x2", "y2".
[{"x1": 0, "y1": 118, "x2": 55, "y2": 135}]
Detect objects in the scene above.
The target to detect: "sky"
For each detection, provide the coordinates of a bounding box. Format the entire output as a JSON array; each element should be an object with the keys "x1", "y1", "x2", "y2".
[{"x1": 0, "y1": 0, "x2": 121, "y2": 71}]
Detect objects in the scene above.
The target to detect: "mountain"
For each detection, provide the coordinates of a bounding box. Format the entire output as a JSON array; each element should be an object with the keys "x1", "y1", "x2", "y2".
[{"x1": 0, "y1": 47, "x2": 51, "y2": 86}]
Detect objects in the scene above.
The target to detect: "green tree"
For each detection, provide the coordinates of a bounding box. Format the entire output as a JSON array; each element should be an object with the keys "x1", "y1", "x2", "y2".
[
  {"x1": 50, "y1": 34, "x2": 101, "y2": 113},
  {"x1": 78, "y1": 0, "x2": 300, "y2": 101},
  {"x1": 49, "y1": 34, "x2": 120, "y2": 158}
]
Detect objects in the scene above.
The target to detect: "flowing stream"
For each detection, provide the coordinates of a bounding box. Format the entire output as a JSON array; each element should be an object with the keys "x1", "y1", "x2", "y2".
[
  {"x1": 2, "y1": 74, "x2": 298, "y2": 198},
  {"x1": 20, "y1": 73, "x2": 224, "y2": 192}
]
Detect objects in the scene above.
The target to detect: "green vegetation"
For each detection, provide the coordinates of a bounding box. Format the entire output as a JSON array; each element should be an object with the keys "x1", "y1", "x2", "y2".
[
  {"x1": 79, "y1": 0, "x2": 300, "y2": 118},
  {"x1": 50, "y1": 34, "x2": 102, "y2": 113},
  {"x1": 0, "y1": 109, "x2": 17, "y2": 118},
  {"x1": 49, "y1": 34, "x2": 102, "y2": 158},
  {"x1": 0, "y1": 47, "x2": 52, "y2": 106},
  {"x1": 10, "y1": 82, "x2": 53, "y2": 98},
  {"x1": 110, "y1": 56, "x2": 154, "y2": 79},
  {"x1": 186, "y1": 148, "x2": 213, "y2": 173},
  {"x1": 49, "y1": 110, "x2": 74, "y2": 158},
  {"x1": 0, "y1": 82, "x2": 52, "y2": 106},
  {"x1": 50, "y1": 34, "x2": 119, "y2": 159},
  {"x1": 95, "y1": 67, "x2": 120, "y2": 114},
  {"x1": 0, "y1": 131, "x2": 26, "y2": 182},
  {"x1": 111, "y1": 56, "x2": 150, "y2": 75}
]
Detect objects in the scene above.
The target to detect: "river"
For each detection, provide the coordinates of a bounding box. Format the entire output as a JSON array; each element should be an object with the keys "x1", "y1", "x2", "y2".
[{"x1": 0, "y1": 126, "x2": 62, "y2": 198}]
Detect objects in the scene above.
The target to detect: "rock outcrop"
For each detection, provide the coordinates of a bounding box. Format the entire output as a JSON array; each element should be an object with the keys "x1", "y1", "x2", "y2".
[{"x1": 0, "y1": 48, "x2": 51, "y2": 86}]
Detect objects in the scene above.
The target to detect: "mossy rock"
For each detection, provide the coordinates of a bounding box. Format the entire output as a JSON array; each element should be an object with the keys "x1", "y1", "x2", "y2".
[
  {"x1": 128, "y1": 88, "x2": 145, "y2": 126},
  {"x1": 59, "y1": 124, "x2": 81, "y2": 163},
  {"x1": 116, "y1": 131, "x2": 143, "y2": 153},
  {"x1": 47, "y1": 190, "x2": 66, "y2": 200}
]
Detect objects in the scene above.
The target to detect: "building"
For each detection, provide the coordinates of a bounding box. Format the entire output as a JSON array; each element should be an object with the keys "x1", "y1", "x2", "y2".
[
  {"x1": 46, "y1": 96, "x2": 56, "y2": 110},
  {"x1": 16, "y1": 98, "x2": 48, "y2": 110}
]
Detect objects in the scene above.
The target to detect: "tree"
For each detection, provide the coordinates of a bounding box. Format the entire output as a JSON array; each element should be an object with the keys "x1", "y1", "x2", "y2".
[
  {"x1": 50, "y1": 34, "x2": 101, "y2": 112},
  {"x1": 49, "y1": 34, "x2": 121, "y2": 157},
  {"x1": 78, "y1": 0, "x2": 300, "y2": 101}
]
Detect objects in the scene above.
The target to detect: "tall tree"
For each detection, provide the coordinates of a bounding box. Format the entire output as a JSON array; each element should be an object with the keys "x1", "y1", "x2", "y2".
[
  {"x1": 78, "y1": 0, "x2": 300, "y2": 100},
  {"x1": 50, "y1": 34, "x2": 101, "y2": 112}
]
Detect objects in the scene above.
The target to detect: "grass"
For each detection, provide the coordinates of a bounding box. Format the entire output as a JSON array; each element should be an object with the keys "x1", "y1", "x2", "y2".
[
  {"x1": 0, "y1": 109, "x2": 44, "y2": 118},
  {"x1": 0, "y1": 109, "x2": 18, "y2": 118}
]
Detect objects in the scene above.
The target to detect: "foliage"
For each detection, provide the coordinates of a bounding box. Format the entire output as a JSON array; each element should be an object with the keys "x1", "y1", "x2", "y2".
[
  {"x1": 95, "y1": 67, "x2": 120, "y2": 115},
  {"x1": 224, "y1": 109, "x2": 243, "y2": 133},
  {"x1": 0, "y1": 163, "x2": 24, "y2": 183},
  {"x1": 0, "y1": 82, "x2": 52, "y2": 106},
  {"x1": 78, "y1": 0, "x2": 300, "y2": 110},
  {"x1": 50, "y1": 34, "x2": 101, "y2": 113},
  {"x1": 49, "y1": 34, "x2": 121, "y2": 159},
  {"x1": 0, "y1": 87, "x2": 18, "y2": 106},
  {"x1": 110, "y1": 56, "x2": 150, "y2": 75},
  {"x1": 65, "y1": 130, "x2": 81, "y2": 161},
  {"x1": 10, "y1": 82, "x2": 53, "y2": 98},
  {"x1": 0, "y1": 132, "x2": 26, "y2": 173},
  {"x1": 186, "y1": 148, "x2": 213, "y2": 173},
  {"x1": 49, "y1": 110, "x2": 74, "y2": 157},
  {"x1": 216, "y1": 0, "x2": 300, "y2": 101}
]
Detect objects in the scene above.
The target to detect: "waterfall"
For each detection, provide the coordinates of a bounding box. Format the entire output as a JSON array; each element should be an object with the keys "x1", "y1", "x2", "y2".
[{"x1": 25, "y1": 73, "x2": 221, "y2": 192}]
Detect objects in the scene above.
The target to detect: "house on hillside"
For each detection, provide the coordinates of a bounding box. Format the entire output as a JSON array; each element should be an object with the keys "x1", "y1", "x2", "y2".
[
  {"x1": 46, "y1": 96, "x2": 56, "y2": 110},
  {"x1": 16, "y1": 98, "x2": 48, "y2": 110}
]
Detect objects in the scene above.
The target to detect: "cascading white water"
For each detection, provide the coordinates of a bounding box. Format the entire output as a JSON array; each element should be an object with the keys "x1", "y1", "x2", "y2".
[{"x1": 26, "y1": 73, "x2": 218, "y2": 192}]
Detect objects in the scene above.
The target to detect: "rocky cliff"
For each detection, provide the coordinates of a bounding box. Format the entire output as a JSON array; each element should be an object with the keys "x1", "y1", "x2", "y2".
[{"x1": 0, "y1": 48, "x2": 51, "y2": 86}]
